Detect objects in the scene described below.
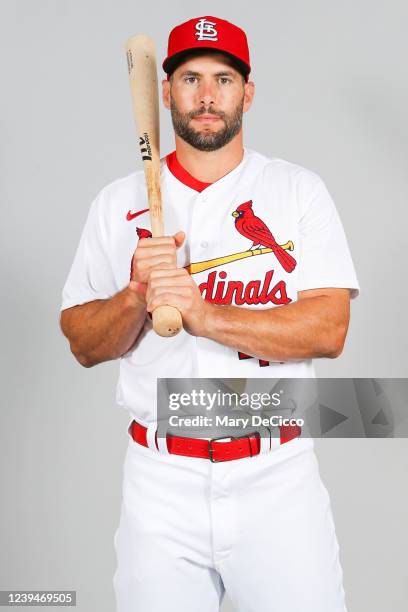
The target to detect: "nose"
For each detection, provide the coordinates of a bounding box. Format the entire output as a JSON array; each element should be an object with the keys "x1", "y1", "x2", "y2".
[{"x1": 198, "y1": 79, "x2": 216, "y2": 107}]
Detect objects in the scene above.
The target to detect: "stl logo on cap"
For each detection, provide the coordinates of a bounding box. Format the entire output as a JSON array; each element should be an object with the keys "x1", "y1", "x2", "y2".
[
  {"x1": 195, "y1": 18, "x2": 218, "y2": 41},
  {"x1": 162, "y1": 16, "x2": 251, "y2": 82}
]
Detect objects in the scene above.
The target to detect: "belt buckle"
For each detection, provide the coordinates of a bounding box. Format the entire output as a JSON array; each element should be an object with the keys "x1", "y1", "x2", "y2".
[{"x1": 208, "y1": 433, "x2": 257, "y2": 463}]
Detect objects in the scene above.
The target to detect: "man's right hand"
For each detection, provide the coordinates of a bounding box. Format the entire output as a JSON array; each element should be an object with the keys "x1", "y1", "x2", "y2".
[{"x1": 129, "y1": 230, "x2": 186, "y2": 299}]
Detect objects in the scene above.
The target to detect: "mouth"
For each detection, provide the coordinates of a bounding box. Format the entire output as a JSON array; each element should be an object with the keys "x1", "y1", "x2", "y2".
[
  {"x1": 232, "y1": 211, "x2": 239, "y2": 218},
  {"x1": 193, "y1": 114, "x2": 222, "y2": 123}
]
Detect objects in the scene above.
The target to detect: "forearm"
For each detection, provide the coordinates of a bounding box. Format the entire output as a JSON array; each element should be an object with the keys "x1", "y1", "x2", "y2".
[
  {"x1": 202, "y1": 296, "x2": 346, "y2": 362},
  {"x1": 60, "y1": 286, "x2": 147, "y2": 367}
]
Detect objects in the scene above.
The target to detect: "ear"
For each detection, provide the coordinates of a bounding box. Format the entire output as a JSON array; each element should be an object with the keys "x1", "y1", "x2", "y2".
[
  {"x1": 243, "y1": 81, "x2": 255, "y2": 113},
  {"x1": 162, "y1": 79, "x2": 171, "y2": 110}
]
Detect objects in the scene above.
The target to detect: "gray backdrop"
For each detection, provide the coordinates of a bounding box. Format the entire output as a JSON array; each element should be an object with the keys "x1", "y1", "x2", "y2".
[{"x1": 1, "y1": 1, "x2": 407, "y2": 611}]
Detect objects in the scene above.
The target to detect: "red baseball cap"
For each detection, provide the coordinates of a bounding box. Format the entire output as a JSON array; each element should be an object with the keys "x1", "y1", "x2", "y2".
[{"x1": 162, "y1": 16, "x2": 251, "y2": 82}]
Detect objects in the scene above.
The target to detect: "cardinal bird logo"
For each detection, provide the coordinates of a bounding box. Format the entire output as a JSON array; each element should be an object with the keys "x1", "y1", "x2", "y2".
[
  {"x1": 136, "y1": 227, "x2": 152, "y2": 239},
  {"x1": 232, "y1": 200, "x2": 297, "y2": 273}
]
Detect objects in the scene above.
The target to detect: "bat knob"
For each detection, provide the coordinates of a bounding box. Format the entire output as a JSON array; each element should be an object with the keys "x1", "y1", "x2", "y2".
[{"x1": 152, "y1": 305, "x2": 183, "y2": 337}]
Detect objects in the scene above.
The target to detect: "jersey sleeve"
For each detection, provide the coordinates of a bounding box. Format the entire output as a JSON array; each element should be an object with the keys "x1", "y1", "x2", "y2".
[
  {"x1": 296, "y1": 177, "x2": 360, "y2": 298},
  {"x1": 60, "y1": 189, "x2": 118, "y2": 311}
]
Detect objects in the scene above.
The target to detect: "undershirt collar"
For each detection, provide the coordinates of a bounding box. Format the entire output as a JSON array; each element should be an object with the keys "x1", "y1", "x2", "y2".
[{"x1": 165, "y1": 150, "x2": 213, "y2": 193}]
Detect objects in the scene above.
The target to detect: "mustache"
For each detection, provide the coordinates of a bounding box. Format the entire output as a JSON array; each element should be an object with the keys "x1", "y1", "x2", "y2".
[{"x1": 189, "y1": 108, "x2": 225, "y2": 120}]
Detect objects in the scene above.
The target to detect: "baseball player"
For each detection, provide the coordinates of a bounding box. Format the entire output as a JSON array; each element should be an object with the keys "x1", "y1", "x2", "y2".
[{"x1": 60, "y1": 15, "x2": 360, "y2": 612}]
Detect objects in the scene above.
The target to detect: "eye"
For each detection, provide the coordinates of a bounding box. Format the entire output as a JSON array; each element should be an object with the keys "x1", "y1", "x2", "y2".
[
  {"x1": 184, "y1": 76, "x2": 197, "y2": 84},
  {"x1": 219, "y1": 77, "x2": 231, "y2": 84}
]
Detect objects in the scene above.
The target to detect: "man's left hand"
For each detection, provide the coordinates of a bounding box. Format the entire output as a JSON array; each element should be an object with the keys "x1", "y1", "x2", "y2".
[{"x1": 146, "y1": 268, "x2": 212, "y2": 337}]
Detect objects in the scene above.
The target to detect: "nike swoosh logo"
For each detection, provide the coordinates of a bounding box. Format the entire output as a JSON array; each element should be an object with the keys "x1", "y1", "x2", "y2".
[{"x1": 126, "y1": 208, "x2": 149, "y2": 221}]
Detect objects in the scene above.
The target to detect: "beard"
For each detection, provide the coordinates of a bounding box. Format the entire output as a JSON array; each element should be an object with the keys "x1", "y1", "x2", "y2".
[{"x1": 170, "y1": 93, "x2": 245, "y2": 151}]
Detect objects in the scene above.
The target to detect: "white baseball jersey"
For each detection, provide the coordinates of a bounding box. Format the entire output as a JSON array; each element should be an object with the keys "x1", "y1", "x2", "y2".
[{"x1": 60, "y1": 147, "x2": 360, "y2": 425}]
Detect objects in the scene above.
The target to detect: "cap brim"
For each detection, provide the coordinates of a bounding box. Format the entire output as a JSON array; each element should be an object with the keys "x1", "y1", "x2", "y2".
[{"x1": 163, "y1": 47, "x2": 250, "y2": 80}]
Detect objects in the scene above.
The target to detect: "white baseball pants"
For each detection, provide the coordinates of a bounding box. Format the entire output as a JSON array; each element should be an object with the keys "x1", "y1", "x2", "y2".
[{"x1": 113, "y1": 434, "x2": 348, "y2": 612}]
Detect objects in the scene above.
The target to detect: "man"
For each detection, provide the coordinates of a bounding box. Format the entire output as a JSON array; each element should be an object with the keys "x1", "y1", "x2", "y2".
[{"x1": 60, "y1": 15, "x2": 359, "y2": 612}]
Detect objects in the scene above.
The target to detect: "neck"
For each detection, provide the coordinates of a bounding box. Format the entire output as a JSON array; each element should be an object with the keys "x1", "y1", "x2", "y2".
[{"x1": 174, "y1": 132, "x2": 244, "y2": 183}]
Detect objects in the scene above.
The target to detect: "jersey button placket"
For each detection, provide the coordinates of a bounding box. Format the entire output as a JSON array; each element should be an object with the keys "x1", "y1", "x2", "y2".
[
  {"x1": 190, "y1": 191, "x2": 210, "y2": 259},
  {"x1": 191, "y1": 190, "x2": 211, "y2": 376}
]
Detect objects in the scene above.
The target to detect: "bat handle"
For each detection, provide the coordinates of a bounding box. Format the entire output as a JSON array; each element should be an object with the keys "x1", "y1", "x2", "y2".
[
  {"x1": 152, "y1": 304, "x2": 183, "y2": 337},
  {"x1": 149, "y1": 218, "x2": 183, "y2": 337}
]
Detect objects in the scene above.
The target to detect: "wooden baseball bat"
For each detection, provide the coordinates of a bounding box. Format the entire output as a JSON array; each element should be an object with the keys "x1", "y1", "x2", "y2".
[{"x1": 125, "y1": 34, "x2": 182, "y2": 337}]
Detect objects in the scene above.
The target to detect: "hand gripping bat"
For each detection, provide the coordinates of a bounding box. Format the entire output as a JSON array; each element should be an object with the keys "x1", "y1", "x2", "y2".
[{"x1": 125, "y1": 34, "x2": 182, "y2": 337}]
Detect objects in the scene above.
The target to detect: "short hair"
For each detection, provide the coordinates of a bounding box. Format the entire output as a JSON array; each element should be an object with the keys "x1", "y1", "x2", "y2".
[{"x1": 168, "y1": 48, "x2": 247, "y2": 84}]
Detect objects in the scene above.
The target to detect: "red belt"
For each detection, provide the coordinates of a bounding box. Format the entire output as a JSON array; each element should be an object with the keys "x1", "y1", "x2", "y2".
[{"x1": 128, "y1": 420, "x2": 301, "y2": 463}]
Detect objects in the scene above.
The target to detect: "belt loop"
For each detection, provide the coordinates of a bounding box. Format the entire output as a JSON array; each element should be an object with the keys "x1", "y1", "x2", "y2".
[
  {"x1": 266, "y1": 424, "x2": 281, "y2": 452},
  {"x1": 259, "y1": 434, "x2": 271, "y2": 454},
  {"x1": 271, "y1": 438, "x2": 281, "y2": 451},
  {"x1": 157, "y1": 434, "x2": 170, "y2": 455},
  {"x1": 257, "y1": 425, "x2": 272, "y2": 454},
  {"x1": 127, "y1": 419, "x2": 134, "y2": 438},
  {"x1": 146, "y1": 422, "x2": 159, "y2": 452},
  {"x1": 156, "y1": 420, "x2": 171, "y2": 455}
]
